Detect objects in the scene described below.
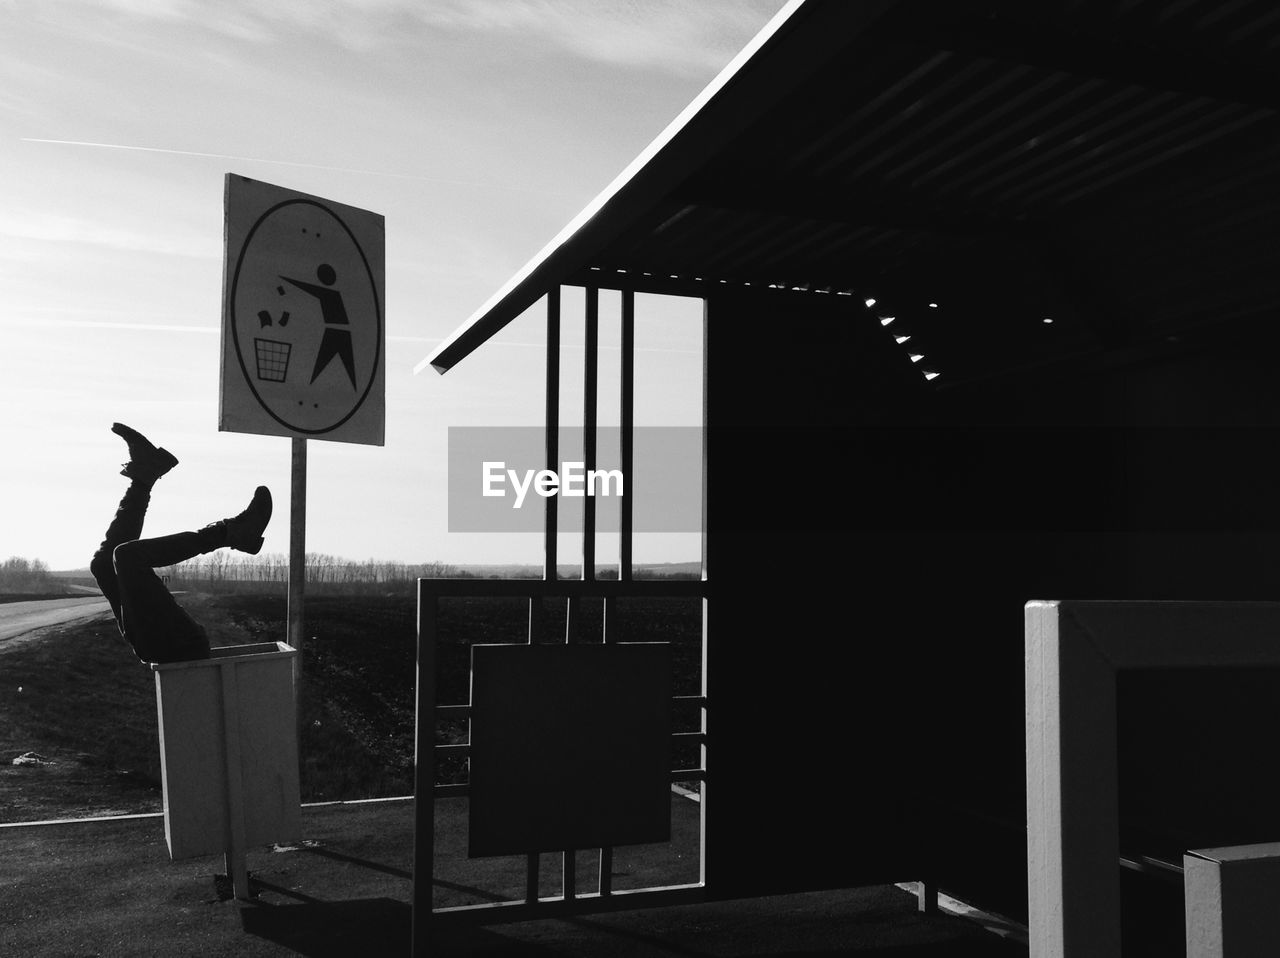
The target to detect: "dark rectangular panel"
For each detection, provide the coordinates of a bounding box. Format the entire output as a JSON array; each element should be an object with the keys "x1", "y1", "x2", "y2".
[{"x1": 469, "y1": 643, "x2": 672, "y2": 858}]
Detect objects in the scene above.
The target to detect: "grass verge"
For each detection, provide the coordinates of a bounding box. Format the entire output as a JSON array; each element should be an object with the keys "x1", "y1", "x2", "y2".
[{"x1": 1, "y1": 590, "x2": 704, "y2": 823}]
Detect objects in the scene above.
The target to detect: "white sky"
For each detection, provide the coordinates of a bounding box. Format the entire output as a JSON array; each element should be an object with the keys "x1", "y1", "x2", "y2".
[{"x1": 0, "y1": 0, "x2": 790, "y2": 570}]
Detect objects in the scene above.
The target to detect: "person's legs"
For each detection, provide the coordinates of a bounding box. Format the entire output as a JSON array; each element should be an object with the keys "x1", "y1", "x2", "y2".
[
  {"x1": 92, "y1": 423, "x2": 272, "y2": 664},
  {"x1": 112, "y1": 531, "x2": 216, "y2": 664},
  {"x1": 89, "y1": 478, "x2": 151, "y2": 627},
  {"x1": 90, "y1": 424, "x2": 179, "y2": 640},
  {"x1": 113, "y1": 486, "x2": 273, "y2": 663}
]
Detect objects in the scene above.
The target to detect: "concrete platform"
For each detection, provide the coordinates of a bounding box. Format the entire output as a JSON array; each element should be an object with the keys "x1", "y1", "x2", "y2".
[{"x1": 1, "y1": 797, "x2": 1028, "y2": 957}]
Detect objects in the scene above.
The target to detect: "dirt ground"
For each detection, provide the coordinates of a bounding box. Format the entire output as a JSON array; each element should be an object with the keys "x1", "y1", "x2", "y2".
[
  {"x1": 0, "y1": 797, "x2": 1025, "y2": 958},
  {"x1": 0, "y1": 601, "x2": 1026, "y2": 956}
]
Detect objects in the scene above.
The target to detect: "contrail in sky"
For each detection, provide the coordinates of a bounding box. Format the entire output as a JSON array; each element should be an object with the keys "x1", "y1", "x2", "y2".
[
  {"x1": 7, "y1": 317, "x2": 697, "y2": 353},
  {"x1": 6, "y1": 316, "x2": 698, "y2": 357},
  {"x1": 20, "y1": 138, "x2": 575, "y2": 196},
  {"x1": 7, "y1": 316, "x2": 441, "y2": 344},
  {"x1": 7, "y1": 318, "x2": 217, "y2": 334}
]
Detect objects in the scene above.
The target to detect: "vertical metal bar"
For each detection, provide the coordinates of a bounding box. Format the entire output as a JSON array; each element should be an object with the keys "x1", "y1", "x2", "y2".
[
  {"x1": 526, "y1": 854, "x2": 540, "y2": 905},
  {"x1": 699, "y1": 595, "x2": 710, "y2": 889},
  {"x1": 565, "y1": 287, "x2": 595, "y2": 643},
  {"x1": 619, "y1": 288, "x2": 634, "y2": 583},
  {"x1": 532, "y1": 287, "x2": 562, "y2": 897},
  {"x1": 564, "y1": 597, "x2": 580, "y2": 644},
  {"x1": 527, "y1": 563, "x2": 541, "y2": 906},
  {"x1": 288, "y1": 438, "x2": 307, "y2": 646},
  {"x1": 700, "y1": 298, "x2": 709, "y2": 581},
  {"x1": 564, "y1": 848, "x2": 577, "y2": 902},
  {"x1": 411, "y1": 583, "x2": 438, "y2": 958},
  {"x1": 582, "y1": 286, "x2": 598, "y2": 583},
  {"x1": 545, "y1": 288, "x2": 561, "y2": 582},
  {"x1": 598, "y1": 846, "x2": 614, "y2": 899},
  {"x1": 699, "y1": 297, "x2": 710, "y2": 890},
  {"x1": 917, "y1": 879, "x2": 939, "y2": 914},
  {"x1": 596, "y1": 287, "x2": 634, "y2": 900},
  {"x1": 528, "y1": 597, "x2": 544, "y2": 645},
  {"x1": 219, "y1": 661, "x2": 250, "y2": 900},
  {"x1": 288, "y1": 437, "x2": 307, "y2": 740},
  {"x1": 598, "y1": 530, "x2": 613, "y2": 894},
  {"x1": 564, "y1": 287, "x2": 600, "y2": 895}
]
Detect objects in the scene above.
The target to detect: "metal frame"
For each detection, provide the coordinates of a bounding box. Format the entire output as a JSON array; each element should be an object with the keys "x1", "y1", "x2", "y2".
[
  {"x1": 1025, "y1": 600, "x2": 1280, "y2": 958},
  {"x1": 411, "y1": 577, "x2": 709, "y2": 948},
  {"x1": 411, "y1": 285, "x2": 709, "y2": 954}
]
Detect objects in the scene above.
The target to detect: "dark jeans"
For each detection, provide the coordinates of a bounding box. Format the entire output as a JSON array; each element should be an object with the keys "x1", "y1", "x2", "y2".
[{"x1": 90, "y1": 481, "x2": 212, "y2": 664}]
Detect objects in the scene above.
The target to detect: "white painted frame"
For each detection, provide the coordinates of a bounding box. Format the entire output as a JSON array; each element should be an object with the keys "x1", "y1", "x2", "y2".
[{"x1": 1025, "y1": 600, "x2": 1280, "y2": 958}]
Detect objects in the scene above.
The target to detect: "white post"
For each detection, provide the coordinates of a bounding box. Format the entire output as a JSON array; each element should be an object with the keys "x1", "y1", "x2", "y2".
[{"x1": 1025, "y1": 601, "x2": 1122, "y2": 958}]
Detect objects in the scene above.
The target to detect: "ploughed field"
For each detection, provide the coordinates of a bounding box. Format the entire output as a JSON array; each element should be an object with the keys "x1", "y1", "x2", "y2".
[{"x1": 0, "y1": 591, "x2": 703, "y2": 823}]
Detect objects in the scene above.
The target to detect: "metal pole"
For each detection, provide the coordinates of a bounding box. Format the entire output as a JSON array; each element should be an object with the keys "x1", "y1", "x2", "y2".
[
  {"x1": 582, "y1": 287, "x2": 598, "y2": 583},
  {"x1": 545, "y1": 288, "x2": 560, "y2": 582},
  {"x1": 599, "y1": 287, "x2": 635, "y2": 899},
  {"x1": 531, "y1": 287, "x2": 561, "y2": 900},
  {"x1": 288, "y1": 437, "x2": 307, "y2": 650},
  {"x1": 619, "y1": 288, "x2": 634, "y2": 583},
  {"x1": 700, "y1": 297, "x2": 711, "y2": 891},
  {"x1": 288, "y1": 437, "x2": 307, "y2": 752},
  {"x1": 219, "y1": 661, "x2": 251, "y2": 900},
  {"x1": 411, "y1": 583, "x2": 438, "y2": 958}
]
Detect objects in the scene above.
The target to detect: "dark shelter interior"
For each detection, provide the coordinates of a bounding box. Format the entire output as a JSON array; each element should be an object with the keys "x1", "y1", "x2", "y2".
[
  {"x1": 707, "y1": 289, "x2": 1280, "y2": 950},
  {"x1": 427, "y1": 0, "x2": 1280, "y2": 947}
]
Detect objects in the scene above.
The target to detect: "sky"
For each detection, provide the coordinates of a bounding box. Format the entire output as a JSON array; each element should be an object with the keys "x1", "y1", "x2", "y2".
[{"x1": 0, "y1": 0, "x2": 791, "y2": 571}]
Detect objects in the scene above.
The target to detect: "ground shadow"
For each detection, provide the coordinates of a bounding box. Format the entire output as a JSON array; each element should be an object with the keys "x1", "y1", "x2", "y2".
[
  {"x1": 557, "y1": 915, "x2": 1024, "y2": 958},
  {"x1": 240, "y1": 894, "x2": 1023, "y2": 958},
  {"x1": 429, "y1": 926, "x2": 565, "y2": 957},
  {"x1": 423, "y1": 931, "x2": 1023, "y2": 958},
  {"x1": 300, "y1": 842, "x2": 413, "y2": 880},
  {"x1": 240, "y1": 897, "x2": 410, "y2": 957},
  {"x1": 766, "y1": 948, "x2": 1024, "y2": 958}
]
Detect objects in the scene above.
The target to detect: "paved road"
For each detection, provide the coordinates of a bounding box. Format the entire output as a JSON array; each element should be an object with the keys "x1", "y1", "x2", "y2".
[{"x1": 0, "y1": 595, "x2": 112, "y2": 648}]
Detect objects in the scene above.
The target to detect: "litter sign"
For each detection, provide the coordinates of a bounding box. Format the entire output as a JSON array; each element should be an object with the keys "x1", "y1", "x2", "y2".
[{"x1": 220, "y1": 175, "x2": 385, "y2": 445}]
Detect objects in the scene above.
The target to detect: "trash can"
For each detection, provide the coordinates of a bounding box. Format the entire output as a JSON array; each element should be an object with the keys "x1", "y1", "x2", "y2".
[{"x1": 151, "y1": 642, "x2": 302, "y2": 874}]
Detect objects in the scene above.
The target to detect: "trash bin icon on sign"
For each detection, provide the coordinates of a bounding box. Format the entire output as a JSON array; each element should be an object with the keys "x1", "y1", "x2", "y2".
[{"x1": 254, "y1": 338, "x2": 292, "y2": 383}]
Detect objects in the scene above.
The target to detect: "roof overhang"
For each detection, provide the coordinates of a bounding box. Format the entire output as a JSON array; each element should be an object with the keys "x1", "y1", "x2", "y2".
[
  {"x1": 419, "y1": 0, "x2": 897, "y2": 374},
  {"x1": 422, "y1": 0, "x2": 1280, "y2": 386}
]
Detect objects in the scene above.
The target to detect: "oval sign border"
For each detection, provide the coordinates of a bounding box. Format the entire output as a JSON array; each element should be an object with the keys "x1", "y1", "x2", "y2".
[{"x1": 230, "y1": 198, "x2": 382, "y2": 435}]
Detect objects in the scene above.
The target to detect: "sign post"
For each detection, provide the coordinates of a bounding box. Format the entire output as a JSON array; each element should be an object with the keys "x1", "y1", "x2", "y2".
[
  {"x1": 219, "y1": 174, "x2": 384, "y2": 897},
  {"x1": 288, "y1": 437, "x2": 306, "y2": 749},
  {"x1": 288, "y1": 437, "x2": 307, "y2": 651}
]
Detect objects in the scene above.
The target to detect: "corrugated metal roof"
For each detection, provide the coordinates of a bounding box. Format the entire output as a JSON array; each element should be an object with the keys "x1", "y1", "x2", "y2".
[{"x1": 423, "y1": 0, "x2": 1280, "y2": 386}]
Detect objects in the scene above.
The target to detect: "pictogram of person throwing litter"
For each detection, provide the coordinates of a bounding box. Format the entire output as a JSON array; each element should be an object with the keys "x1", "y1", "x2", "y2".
[{"x1": 279, "y1": 263, "x2": 358, "y2": 389}]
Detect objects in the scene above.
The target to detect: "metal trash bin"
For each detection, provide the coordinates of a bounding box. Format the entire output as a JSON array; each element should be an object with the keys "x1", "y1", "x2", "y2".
[{"x1": 152, "y1": 641, "x2": 302, "y2": 896}]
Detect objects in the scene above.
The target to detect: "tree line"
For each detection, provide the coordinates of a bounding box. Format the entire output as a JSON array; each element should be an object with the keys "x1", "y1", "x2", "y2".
[
  {"x1": 163, "y1": 553, "x2": 460, "y2": 595},
  {"x1": 0, "y1": 557, "x2": 57, "y2": 595}
]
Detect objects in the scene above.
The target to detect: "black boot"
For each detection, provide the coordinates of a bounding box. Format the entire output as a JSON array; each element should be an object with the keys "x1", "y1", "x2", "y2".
[
  {"x1": 112, "y1": 423, "x2": 178, "y2": 484},
  {"x1": 200, "y1": 486, "x2": 273, "y2": 555}
]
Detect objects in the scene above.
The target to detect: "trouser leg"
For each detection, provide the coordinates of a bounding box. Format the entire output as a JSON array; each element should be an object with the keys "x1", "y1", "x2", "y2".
[
  {"x1": 119, "y1": 528, "x2": 223, "y2": 569},
  {"x1": 92, "y1": 480, "x2": 222, "y2": 664},
  {"x1": 90, "y1": 479, "x2": 152, "y2": 628},
  {"x1": 113, "y1": 529, "x2": 221, "y2": 664}
]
